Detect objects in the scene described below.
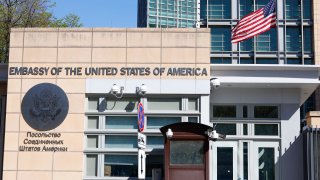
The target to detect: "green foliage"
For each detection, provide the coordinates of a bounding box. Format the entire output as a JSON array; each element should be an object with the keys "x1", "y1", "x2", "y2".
[
  {"x1": 0, "y1": 0, "x2": 82, "y2": 63},
  {"x1": 50, "y1": 13, "x2": 83, "y2": 27}
]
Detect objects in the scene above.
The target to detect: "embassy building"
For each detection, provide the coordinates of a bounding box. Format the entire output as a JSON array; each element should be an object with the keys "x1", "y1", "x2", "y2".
[
  {"x1": 1, "y1": 1, "x2": 320, "y2": 180},
  {"x1": 0, "y1": 25, "x2": 317, "y2": 180}
]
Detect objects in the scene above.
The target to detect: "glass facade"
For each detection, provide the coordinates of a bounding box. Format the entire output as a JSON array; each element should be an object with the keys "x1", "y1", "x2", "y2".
[
  {"x1": 199, "y1": 0, "x2": 314, "y2": 65},
  {"x1": 139, "y1": 0, "x2": 314, "y2": 64},
  {"x1": 147, "y1": 0, "x2": 197, "y2": 28}
]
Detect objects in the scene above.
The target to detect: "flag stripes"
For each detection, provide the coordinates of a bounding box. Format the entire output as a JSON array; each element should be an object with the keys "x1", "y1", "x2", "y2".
[{"x1": 231, "y1": 0, "x2": 276, "y2": 43}]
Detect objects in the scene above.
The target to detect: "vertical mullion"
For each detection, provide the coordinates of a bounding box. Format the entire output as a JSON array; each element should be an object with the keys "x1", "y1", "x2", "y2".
[
  {"x1": 253, "y1": 0, "x2": 256, "y2": 64},
  {"x1": 301, "y1": 0, "x2": 305, "y2": 64}
]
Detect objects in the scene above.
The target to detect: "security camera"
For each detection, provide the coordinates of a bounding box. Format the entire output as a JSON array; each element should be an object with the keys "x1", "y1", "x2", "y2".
[
  {"x1": 110, "y1": 84, "x2": 124, "y2": 98},
  {"x1": 139, "y1": 84, "x2": 147, "y2": 95},
  {"x1": 111, "y1": 84, "x2": 120, "y2": 94},
  {"x1": 207, "y1": 129, "x2": 226, "y2": 141},
  {"x1": 210, "y1": 78, "x2": 220, "y2": 89},
  {"x1": 137, "y1": 84, "x2": 148, "y2": 96}
]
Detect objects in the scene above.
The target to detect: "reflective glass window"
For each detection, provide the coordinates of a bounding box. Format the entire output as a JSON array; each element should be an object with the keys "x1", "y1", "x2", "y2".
[
  {"x1": 211, "y1": 27, "x2": 231, "y2": 51},
  {"x1": 286, "y1": 27, "x2": 301, "y2": 52}
]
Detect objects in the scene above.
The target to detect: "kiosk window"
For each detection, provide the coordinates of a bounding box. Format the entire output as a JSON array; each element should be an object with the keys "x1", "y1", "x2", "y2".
[{"x1": 170, "y1": 141, "x2": 204, "y2": 165}]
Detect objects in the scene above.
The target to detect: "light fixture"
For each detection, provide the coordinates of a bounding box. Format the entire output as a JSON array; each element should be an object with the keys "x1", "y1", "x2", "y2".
[
  {"x1": 110, "y1": 84, "x2": 124, "y2": 99},
  {"x1": 136, "y1": 84, "x2": 148, "y2": 96},
  {"x1": 166, "y1": 128, "x2": 173, "y2": 139}
]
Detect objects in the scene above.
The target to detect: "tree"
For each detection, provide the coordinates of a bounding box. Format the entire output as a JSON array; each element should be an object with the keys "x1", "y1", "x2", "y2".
[{"x1": 0, "y1": 0, "x2": 82, "y2": 63}]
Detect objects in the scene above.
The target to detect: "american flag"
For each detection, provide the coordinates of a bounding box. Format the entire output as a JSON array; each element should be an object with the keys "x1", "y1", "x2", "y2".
[{"x1": 231, "y1": 0, "x2": 276, "y2": 43}]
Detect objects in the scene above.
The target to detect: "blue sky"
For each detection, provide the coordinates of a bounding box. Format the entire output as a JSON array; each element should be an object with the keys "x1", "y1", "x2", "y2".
[{"x1": 52, "y1": 0, "x2": 137, "y2": 27}]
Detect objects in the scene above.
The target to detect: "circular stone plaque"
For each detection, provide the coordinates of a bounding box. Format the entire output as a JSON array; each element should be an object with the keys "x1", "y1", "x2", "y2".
[{"x1": 21, "y1": 83, "x2": 69, "y2": 131}]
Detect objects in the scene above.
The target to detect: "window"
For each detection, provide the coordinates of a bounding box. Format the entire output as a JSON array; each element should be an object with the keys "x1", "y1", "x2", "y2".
[
  {"x1": 256, "y1": 58, "x2": 278, "y2": 64},
  {"x1": 215, "y1": 123, "x2": 237, "y2": 135},
  {"x1": 287, "y1": 58, "x2": 302, "y2": 64},
  {"x1": 87, "y1": 116, "x2": 99, "y2": 129},
  {"x1": 243, "y1": 106, "x2": 248, "y2": 118},
  {"x1": 188, "y1": 98, "x2": 198, "y2": 111},
  {"x1": 285, "y1": 0, "x2": 301, "y2": 19},
  {"x1": 243, "y1": 124, "x2": 248, "y2": 135},
  {"x1": 200, "y1": 0, "x2": 207, "y2": 20},
  {"x1": 86, "y1": 155, "x2": 98, "y2": 176},
  {"x1": 286, "y1": 27, "x2": 301, "y2": 52},
  {"x1": 105, "y1": 135, "x2": 137, "y2": 148},
  {"x1": 304, "y1": 58, "x2": 314, "y2": 65},
  {"x1": 147, "y1": 117, "x2": 181, "y2": 129},
  {"x1": 255, "y1": 0, "x2": 269, "y2": 9},
  {"x1": 87, "y1": 135, "x2": 98, "y2": 148},
  {"x1": 188, "y1": 116, "x2": 198, "y2": 123},
  {"x1": 256, "y1": 28, "x2": 277, "y2": 52},
  {"x1": 240, "y1": 0, "x2": 253, "y2": 18},
  {"x1": 240, "y1": 58, "x2": 254, "y2": 64},
  {"x1": 304, "y1": 27, "x2": 312, "y2": 52},
  {"x1": 148, "y1": 98, "x2": 181, "y2": 111},
  {"x1": 254, "y1": 124, "x2": 279, "y2": 136},
  {"x1": 88, "y1": 97, "x2": 99, "y2": 111},
  {"x1": 147, "y1": 136, "x2": 164, "y2": 148},
  {"x1": 104, "y1": 155, "x2": 138, "y2": 177},
  {"x1": 213, "y1": 105, "x2": 236, "y2": 118},
  {"x1": 100, "y1": 97, "x2": 138, "y2": 111},
  {"x1": 211, "y1": 27, "x2": 231, "y2": 52},
  {"x1": 254, "y1": 106, "x2": 278, "y2": 119},
  {"x1": 105, "y1": 116, "x2": 137, "y2": 129},
  {"x1": 146, "y1": 155, "x2": 164, "y2": 178},
  {"x1": 210, "y1": 57, "x2": 232, "y2": 64},
  {"x1": 303, "y1": 0, "x2": 311, "y2": 19},
  {"x1": 207, "y1": 0, "x2": 231, "y2": 19},
  {"x1": 240, "y1": 39, "x2": 253, "y2": 52}
]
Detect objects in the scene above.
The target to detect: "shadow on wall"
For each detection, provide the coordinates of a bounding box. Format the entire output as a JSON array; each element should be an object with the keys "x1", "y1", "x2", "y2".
[{"x1": 279, "y1": 134, "x2": 304, "y2": 180}]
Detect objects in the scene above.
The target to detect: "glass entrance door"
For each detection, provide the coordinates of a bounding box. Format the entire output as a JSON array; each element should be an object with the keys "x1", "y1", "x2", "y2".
[
  {"x1": 212, "y1": 141, "x2": 279, "y2": 180},
  {"x1": 212, "y1": 142, "x2": 237, "y2": 180},
  {"x1": 252, "y1": 142, "x2": 279, "y2": 180}
]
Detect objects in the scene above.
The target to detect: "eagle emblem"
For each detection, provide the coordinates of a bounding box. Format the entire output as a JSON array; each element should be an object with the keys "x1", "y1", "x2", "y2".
[
  {"x1": 30, "y1": 88, "x2": 62, "y2": 123},
  {"x1": 21, "y1": 83, "x2": 69, "y2": 131}
]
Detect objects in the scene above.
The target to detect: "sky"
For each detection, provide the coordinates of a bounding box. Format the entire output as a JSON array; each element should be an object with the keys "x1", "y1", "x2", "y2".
[{"x1": 52, "y1": 0, "x2": 138, "y2": 28}]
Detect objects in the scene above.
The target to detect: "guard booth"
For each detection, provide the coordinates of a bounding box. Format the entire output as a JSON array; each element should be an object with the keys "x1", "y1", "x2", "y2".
[{"x1": 160, "y1": 122, "x2": 212, "y2": 180}]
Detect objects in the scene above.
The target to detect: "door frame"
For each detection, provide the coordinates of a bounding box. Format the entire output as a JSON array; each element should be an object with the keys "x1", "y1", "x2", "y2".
[
  {"x1": 252, "y1": 141, "x2": 280, "y2": 180},
  {"x1": 212, "y1": 141, "x2": 238, "y2": 180}
]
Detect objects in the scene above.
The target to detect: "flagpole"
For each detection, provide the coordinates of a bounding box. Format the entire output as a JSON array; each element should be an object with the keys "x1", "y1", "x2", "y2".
[{"x1": 276, "y1": 0, "x2": 280, "y2": 64}]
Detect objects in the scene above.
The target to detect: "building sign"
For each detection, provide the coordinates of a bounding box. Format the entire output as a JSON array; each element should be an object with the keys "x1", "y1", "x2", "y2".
[
  {"x1": 19, "y1": 132, "x2": 68, "y2": 152},
  {"x1": 9, "y1": 66, "x2": 208, "y2": 77},
  {"x1": 21, "y1": 83, "x2": 69, "y2": 131}
]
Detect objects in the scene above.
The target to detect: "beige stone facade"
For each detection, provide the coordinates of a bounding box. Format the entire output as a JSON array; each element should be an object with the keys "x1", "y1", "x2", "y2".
[{"x1": 4, "y1": 28, "x2": 210, "y2": 180}]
